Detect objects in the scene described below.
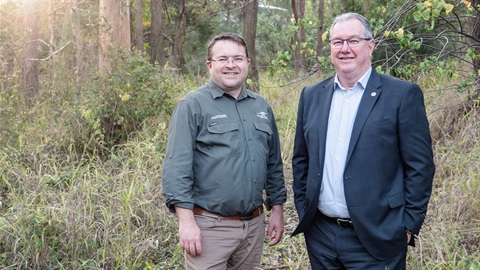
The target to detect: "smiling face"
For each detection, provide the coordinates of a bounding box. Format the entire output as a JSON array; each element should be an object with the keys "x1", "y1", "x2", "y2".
[
  {"x1": 330, "y1": 18, "x2": 375, "y2": 87},
  {"x1": 206, "y1": 40, "x2": 250, "y2": 98}
]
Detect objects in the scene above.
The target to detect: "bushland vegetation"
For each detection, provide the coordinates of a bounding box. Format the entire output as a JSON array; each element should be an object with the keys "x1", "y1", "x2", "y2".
[
  {"x1": 1, "y1": 0, "x2": 479, "y2": 269},
  {"x1": 1, "y1": 60, "x2": 479, "y2": 269}
]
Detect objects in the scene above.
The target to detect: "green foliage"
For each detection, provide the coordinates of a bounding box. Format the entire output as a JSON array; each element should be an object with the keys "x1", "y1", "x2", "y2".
[
  {"x1": 0, "y1": 129, "x2": 183, "y2": 269},
  {"x1": 1, "y1": 69, "x2": 480, "y2": 269},
  {"x1": 0, "y1": 89, "x2": 22, "y2": 148},
  {"x1": 413, "y1": 0, "x2": 454, "y2": 29},
  {"x1": 269, "y1": 16, "x2": 329, "y2": 75},
  {"x1": 466, "y1": 48, "x2": 480, "y2": 61},
  {"x1": 1, "y1": 1, "x2": 480, "y2": 269},
  {"x1": 80, "y1": 50, "x2": 175, "y2": 150},
  {"x1": 180, "y1": 1, "x2": 222, "y2": 74},
  {"x1": 256, "y1": 6, "x2": 292, "y2": 68},
  {"x1": 270, "y1": 51, "x2": 293, "y2": 75},
  {"x1": 0, "y1": 2, "x2": 23, "y2": 149}
]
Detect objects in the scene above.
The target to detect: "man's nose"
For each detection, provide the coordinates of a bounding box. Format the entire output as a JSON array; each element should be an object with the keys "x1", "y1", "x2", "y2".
[{"x1": 340, "y1": 41, "x2": 351, "y2": 52}]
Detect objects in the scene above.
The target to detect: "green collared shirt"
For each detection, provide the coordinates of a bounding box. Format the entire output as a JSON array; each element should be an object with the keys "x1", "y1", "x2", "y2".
[{"x1": 162, "y1": 80, "x2": 286, "y2": 216}]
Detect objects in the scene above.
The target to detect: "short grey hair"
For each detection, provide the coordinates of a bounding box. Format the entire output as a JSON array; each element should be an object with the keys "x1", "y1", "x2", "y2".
[{"x1": 330, "y1": 13, "x2": 373, "y2": 39}]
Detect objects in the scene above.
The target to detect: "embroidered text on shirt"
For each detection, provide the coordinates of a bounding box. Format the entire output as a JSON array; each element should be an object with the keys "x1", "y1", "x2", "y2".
[{"x1": 211, "y1": 114, "x2": 227, "y2": 120}]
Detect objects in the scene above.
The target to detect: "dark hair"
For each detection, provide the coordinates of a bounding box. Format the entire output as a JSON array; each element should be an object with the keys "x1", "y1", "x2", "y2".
[
  {"x1": 206, "y1": 33, "x2": 249, "y2": 60},
  {"x1": 330, "y1": 13, "x2": 373, "y2": 39}
]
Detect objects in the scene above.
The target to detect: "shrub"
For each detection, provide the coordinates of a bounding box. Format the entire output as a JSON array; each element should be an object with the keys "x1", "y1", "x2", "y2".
[{"x1": 80, "y1": 49, "x2": 176, "y2": 152}]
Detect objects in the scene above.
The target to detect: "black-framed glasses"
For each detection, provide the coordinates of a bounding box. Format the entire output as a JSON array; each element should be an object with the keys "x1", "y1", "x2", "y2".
[
  {"x1": 329, "y1": 37, "x2": 372, "y2": 48},
  {"x1": 210, "y1": 56, "x2": 247, "y2": 64}
]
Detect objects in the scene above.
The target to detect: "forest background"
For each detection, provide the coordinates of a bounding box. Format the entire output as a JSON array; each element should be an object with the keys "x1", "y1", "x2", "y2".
[{"x1": 0, "y1": 0, "x2": 479, "y2": 269}]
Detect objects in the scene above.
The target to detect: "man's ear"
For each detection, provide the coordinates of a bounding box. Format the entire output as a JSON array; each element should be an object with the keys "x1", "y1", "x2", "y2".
[{"x1": 368, "y1": 40, "x2": 375, "y2": 56}]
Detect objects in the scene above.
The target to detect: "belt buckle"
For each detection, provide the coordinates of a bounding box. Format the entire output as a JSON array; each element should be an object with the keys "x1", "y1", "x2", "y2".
[
  {"x1": 240, "y1": 213, "x2": 253, "y2": 221},
  {"x1": 337, "y1": 218, "x2": 351, "y2": 227}
]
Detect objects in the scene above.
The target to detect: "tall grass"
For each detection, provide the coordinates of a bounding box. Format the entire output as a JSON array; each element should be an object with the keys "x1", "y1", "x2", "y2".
[
  {"x1": 0, "y1": 130, "x2": 184, "y2": 269},
  {"x1": 0, "y1": 67, "x2": 479, "y2": 269}
]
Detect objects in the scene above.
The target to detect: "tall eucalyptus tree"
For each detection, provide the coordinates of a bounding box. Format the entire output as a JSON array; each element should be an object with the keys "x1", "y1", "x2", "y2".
[
  {"x1": 22, "y1": 1, "x2": 40, "y2": 106},
  {"x1": 242, "y1": 0, "x2": 259, "y2": 91},
  {"x1": 98, "y1": 0, "x2": 131, "y2": 73}
]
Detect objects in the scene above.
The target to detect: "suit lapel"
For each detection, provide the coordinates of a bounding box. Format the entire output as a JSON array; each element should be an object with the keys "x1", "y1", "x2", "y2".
[
  {"x1": 305, "y1": 78, "x2": 335, "y2": 205},
  {"x1": 318, "y1": 78, "x2": 335, "y2": 164},
  {"x1": 346, "y1": 71, "x2": 382, "y2": 164}
]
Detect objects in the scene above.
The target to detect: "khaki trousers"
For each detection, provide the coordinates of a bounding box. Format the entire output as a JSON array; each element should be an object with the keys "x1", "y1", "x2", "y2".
[{"x1": 185, "y1": 213, "x2": 266, "y2": 270}]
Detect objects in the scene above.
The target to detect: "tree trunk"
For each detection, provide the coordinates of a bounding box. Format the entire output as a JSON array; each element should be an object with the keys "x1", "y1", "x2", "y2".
[
  {"x1": 316, "y1": 0, "x2": 325, "y2": 61},
  {"x1": 22, "y1": 1, "x2": 40, "y2": 106},
  {"x1": 291, "y1": 0, "x2": 300, "y2": 75},
  {"x1": 46, "y1": 0, "x2": 56, "y2": 89},
  {"x1": 72, "y1": 0, "x2": 84, "y2": 85},
  {"x1": 134, "y1": 0, "x2": 144, "y2": 52},
  {"x1": 471, "y1": 0, "x2": 480, "y2": 98},
  {"x1": 99, "y1": 0, "x2": 131, "y2": 74},
  {"x1": 150, "y1": 0, "x2": 164, "y2": 66},
  {"x1": 173, "y1": 0, "x2": 186, "y2": 69},
  {"x1": 242, "y1": 0, "x2": 259, "y2": 92},
  {"x1": 226, "y1": 0, "x2": 232, "y2": 29},
  {"x1": 363, "y1": 0, "x2": 371, "y2": 13},
  {"x1": 299, "y1": 0, "x2": 306, "y2": 72},
  {"x1": 291, "y1": 0, "x2": 306, "y2": 75},
  {"x1": 341, "y1": 0, "x2": 348, "y2": 13},
  {"x1": 48, "y1": 0, "x2": 57, "y2": 57}
]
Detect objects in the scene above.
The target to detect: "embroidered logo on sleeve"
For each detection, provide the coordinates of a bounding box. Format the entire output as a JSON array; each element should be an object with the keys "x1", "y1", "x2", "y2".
[{"x1": 256, "y1": 112, "x2": 268, "y2": 120}]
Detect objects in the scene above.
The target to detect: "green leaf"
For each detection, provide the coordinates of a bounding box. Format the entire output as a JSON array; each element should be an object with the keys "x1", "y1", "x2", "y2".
[
  {"x1": 444, "y1": 3, "x2": 454, "y2": 15},
  {"x1": 422, "y1": 9, "x2": 431, "y2": 21},
  {"x1": 413, "y1": 11, "x2": 422, "y2": 21},
  {"x1": 416, "y1": 2, "x2": 426, "y2": 11},
  {"x1": 430, "y1": 17, "x2": 436, "y2": 30}
]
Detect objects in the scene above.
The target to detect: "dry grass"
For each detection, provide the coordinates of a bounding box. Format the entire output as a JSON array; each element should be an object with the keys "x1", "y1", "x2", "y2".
[{"x1": 0, "y1": 71, "x2": 479, "y2": 269}]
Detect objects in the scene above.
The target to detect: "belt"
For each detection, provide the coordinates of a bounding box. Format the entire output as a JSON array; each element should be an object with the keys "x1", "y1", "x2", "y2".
[
  {"x1": 319, "y1": 212, "x2": 353, "y2": 228},
  {"x1": 193, "y1": 205, "x2": 264, "y2": 221}
]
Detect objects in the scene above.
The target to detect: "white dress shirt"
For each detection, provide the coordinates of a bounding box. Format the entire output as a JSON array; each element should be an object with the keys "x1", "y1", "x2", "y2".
[{"x1": 318, "y1": 68, "x2": 372, "y2": 218}]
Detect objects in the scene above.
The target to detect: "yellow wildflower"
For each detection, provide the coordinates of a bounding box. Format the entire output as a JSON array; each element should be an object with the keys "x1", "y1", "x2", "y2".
[
  {"x1": 444, "y1": 3, "x2": 454, "y2": 15},
  {"x1": 82, "y1": 109, "x2": 92, "y2": 120},
  {"x1": 464, "y1": 0, "x2": 472, "y2": 9},
  {"x1": 121, "y1": 93, "x2": 131, "y2": 102},
  {"x1": 322, "y1": 31, "x2": 329, "y2": 42},
  {"x1": 395, "y1": 28, "x2": 404, "y2": 38},
  {"x1": 425, "y1": 0, "x2": 432, "y2": 9}
]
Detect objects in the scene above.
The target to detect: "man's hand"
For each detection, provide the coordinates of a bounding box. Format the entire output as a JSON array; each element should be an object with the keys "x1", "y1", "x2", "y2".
[
  {"x1": 266, "y1": 204, "x2": 284, "y2": 246},
  {"x1": 175, "y1": 207, "x2": 202, "y2": 256},
  {"x1": 406, "y1": 230, "x2": 412, "y2": 244}
]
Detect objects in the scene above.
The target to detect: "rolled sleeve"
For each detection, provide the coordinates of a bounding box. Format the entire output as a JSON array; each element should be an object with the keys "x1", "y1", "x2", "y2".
[
  {"x1": 162, "y1": 100, "x2": 197, "y2": 212},
  {"x1": 264, "y1": 109, "x2": 287, "y2": 209}
]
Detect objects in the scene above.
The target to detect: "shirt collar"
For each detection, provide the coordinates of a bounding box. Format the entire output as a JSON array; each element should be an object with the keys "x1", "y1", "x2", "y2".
[
  {"x1": 334, "y1": 67, "x2": 372, "y2": 91},
  {"x1": 207, "y1": 79, "x2": 253, "y2": 100}
]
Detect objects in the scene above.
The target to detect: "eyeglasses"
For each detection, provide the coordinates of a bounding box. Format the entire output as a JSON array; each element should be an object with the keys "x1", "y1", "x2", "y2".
[
  {"x1": 329, "y1": 37, "x2": 372, "y2": 48},
  {"x1": 210, "y1": 56, "x2": 247, "y2": 64}
]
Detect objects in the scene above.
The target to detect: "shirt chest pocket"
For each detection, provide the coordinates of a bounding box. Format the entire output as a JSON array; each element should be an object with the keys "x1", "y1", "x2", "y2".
[
  {"x1": 206, "y1": 123, "x2": 241, "y2": 157},
  {"x1": 253, "y1": 122, "x2": 273, "y2": 154}
]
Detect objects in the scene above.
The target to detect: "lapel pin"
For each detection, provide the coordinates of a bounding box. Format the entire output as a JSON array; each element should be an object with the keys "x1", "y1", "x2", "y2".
[{"x1": 371, "y1": 92, "x2": 377, "y2": 97}]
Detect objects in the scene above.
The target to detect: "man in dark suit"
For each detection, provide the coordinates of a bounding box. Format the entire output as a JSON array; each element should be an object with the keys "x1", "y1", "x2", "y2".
[{"x1": 292, "y1": 13, "x2": 435, "y2": 269}]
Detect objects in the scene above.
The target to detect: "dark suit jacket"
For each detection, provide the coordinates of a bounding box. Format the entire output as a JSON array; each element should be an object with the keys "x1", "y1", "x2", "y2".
[{"x1": 291, "y1": 69, "x2": 435, "y2": 260}]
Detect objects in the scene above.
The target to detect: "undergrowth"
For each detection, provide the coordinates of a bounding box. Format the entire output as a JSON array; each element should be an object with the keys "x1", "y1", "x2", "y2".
[{"x1": 0, "y1": 64, "x2": 479, "y2": 269}]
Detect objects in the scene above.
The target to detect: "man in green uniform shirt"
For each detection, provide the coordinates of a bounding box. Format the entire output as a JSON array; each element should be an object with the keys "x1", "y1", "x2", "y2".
[{"x1": 162, "y1": 33, "x2": 287, "y2": 270}]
